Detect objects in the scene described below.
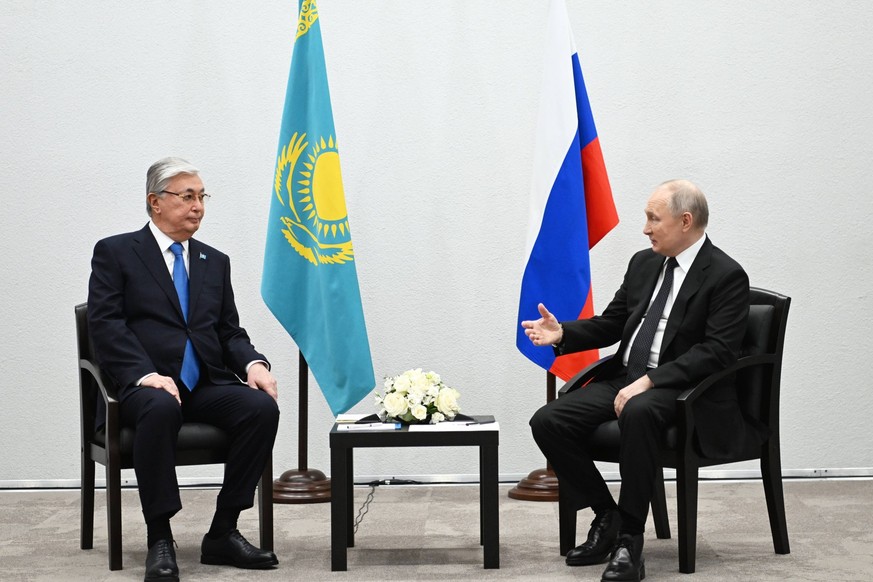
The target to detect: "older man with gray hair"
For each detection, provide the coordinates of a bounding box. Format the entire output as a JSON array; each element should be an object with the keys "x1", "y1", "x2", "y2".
[
  {"x1": 88, "y1": 157, "x2": 280, "y2": 581},
  {"x1": 523, "y1": 179, "x2": 761, "y2": 581}
]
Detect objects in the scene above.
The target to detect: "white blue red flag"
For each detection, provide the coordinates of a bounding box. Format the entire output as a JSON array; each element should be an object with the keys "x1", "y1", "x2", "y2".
[{"x1": 516, "y1": 0, "x2": 619, "y2": 381}]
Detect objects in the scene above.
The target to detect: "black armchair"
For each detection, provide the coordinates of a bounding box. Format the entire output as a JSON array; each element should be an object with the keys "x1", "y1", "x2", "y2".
[
  {"x1": 557, "y1": 287, "x2": 791, "y2": 573},
  {"x1": 76, "y1": 303, "x2": 274, "y2": 570}
]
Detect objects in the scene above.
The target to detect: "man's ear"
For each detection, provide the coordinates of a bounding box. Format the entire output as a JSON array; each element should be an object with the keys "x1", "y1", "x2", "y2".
[
  {"x1": 147, "y1": 193, "x2": 161, "y2": 214},
  {"x1": 681, "y1": 211, "x2": 693, "y2": 231}
]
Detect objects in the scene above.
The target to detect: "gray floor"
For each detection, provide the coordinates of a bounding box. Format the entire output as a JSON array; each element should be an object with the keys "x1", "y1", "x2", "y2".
[{"x1": 1, "y1": 479, "x2": 871, "y2": 581}]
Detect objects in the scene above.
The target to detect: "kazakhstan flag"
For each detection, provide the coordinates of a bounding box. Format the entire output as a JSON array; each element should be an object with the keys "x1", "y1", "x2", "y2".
[{"x1": 262, "y1": 0, "x2": 375, "y2": 415}]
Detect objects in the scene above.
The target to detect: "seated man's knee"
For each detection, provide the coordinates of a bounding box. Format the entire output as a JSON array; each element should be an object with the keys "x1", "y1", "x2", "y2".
[
  {"x1": 139, "y1": 390, "x2": 183, "y2": 428},
  {"x1": 262, "y1": 395, "x2": 280, "y2": 426},
  {"x1": 530, "y1": 404, "x2": 556, "y2": 439},
  {"x1": 249, "y1": 389, "x2": 280, "y2": 427},
  {"x1": 617, "y1": 396, "x2": 655, "y2": 427}
]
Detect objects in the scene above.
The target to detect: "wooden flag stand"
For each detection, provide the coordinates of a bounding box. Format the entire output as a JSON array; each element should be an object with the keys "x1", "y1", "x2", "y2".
[
  {"x1": 508, "y1": 371, "x2": 560, "y2": 501},
  {"x1": 273, "y1": 352, "x2": 331, "y2": 503}
]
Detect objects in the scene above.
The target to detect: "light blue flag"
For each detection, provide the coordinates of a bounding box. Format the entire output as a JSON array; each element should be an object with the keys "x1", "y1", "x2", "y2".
[{"x1": 262, "y1": 0, "x2": 375, "y2": 415}]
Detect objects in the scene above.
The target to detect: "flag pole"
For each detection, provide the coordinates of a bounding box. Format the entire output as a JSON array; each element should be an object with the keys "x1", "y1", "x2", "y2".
[
  {"x1": 507, "y1": 371, "x2": 560, "y2": 501},
  {"x1": 272, "y1": 351, "x2": 331, "y2": 503}
]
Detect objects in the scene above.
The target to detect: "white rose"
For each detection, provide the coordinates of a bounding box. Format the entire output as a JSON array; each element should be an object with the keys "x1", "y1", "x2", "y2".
[
  {"x1": 435, "y1": 387, "x2": 461, "y2": 417},
  {"x1": 392, "y1": 374, "x2": 412, "y2": 394},
  {"x1": 409, "y1": 369, "x2": 428, "y2": 391},
  {"x1": 410, "y1": 403, "x2": 428, "y2": 421},
  {"x1": 430, "y1": 412, "x2": 446, "y2": 424},
  {"x1": 382, "y1": 392, "x2": 408, "y2": 418}
]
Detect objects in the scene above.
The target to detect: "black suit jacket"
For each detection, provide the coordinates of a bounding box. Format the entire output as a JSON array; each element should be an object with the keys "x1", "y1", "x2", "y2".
[
  {"x1": 558, "y1": 237, "x2": 753, "y2": 459},
  {"x1": 87, "y1": 224, "x2": 266, "y2": 398}
]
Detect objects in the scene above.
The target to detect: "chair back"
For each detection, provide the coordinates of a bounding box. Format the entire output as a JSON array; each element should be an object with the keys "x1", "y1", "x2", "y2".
[{"x1": 735, "y1": 288, "x2": 791, "y2": 429}]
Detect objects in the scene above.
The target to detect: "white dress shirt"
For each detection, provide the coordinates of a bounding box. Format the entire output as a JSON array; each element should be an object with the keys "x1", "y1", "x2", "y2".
[
  {"x1": 622, "y1": 233, "x2": 707, "y2": 370},
  {"x1": 148, "y1": 221, "x2": 189, "y2": 278}
]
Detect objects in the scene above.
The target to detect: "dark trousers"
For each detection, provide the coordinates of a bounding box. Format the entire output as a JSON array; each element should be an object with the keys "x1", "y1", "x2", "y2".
[
  {"x1": 120, "y1": 382, "x2": 280, "y2": 523},
  {"x1": 530, "y1": 371, "x2": 680, "y2": 526}
]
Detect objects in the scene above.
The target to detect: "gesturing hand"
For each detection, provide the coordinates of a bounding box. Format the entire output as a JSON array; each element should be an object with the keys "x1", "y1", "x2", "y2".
[{"x1": 521, "y1": 303, "x2": 563, "y2": 346}]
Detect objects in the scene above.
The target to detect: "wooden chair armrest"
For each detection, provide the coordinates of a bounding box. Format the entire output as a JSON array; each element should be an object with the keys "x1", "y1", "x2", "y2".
[
  {"x1": 80, "y1": 358, "x2": 122, "y2": 445},
  {"x1": 557, "y1": 356, "x2": 614, "y2": 397},
  {"x1": 676, "y1": 353, "x2": 776, "y2": 406},
  {"x1": 80, "y1": 358, "x2": 120, "y2": 404},
  {"x1": 673, "y1": 353, "x2": 776, "y2": 447}
]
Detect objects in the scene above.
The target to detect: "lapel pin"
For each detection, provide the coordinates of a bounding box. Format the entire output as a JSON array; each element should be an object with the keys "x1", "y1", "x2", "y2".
[{"x1": 200, "y1": 252, "x2": 207, "y2": 260}]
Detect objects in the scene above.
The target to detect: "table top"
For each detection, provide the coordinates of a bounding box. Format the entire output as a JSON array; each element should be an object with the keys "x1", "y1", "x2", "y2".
[{"x1": 330, "y1": 415, "x2": 499, "y2": 447}]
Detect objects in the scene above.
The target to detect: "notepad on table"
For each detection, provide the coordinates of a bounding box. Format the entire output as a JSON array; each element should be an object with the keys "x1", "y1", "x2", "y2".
[{"x1": 336, "y1": 422, "x2": 402, "y2": 431}]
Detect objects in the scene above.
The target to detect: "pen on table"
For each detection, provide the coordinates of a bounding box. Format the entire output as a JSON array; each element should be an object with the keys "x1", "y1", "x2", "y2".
[{"x1": 465, "y1": 420, "x2": 496, "y2": 425}]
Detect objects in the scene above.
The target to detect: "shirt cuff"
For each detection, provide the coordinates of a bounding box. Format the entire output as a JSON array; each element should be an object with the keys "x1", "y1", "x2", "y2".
[
  {"x1": 136, "y1": 372, "x2": 156, "y2": 386},
  {"x1": 245, "y1": 360, "x2": 270, "y2": 374}
]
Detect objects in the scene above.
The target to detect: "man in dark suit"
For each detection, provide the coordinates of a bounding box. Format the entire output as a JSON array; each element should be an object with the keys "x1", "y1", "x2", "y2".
[
  {"x1": 523, "y1": 179, "x2": 754, "y2": 582},
  {"x1": 88, "y1": 157, "x2": 280, "y2": 581}
]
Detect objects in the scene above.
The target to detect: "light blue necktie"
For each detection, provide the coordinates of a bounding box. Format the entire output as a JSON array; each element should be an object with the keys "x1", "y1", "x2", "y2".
[{"x1": 170, "y1": 242, "x2": 200, "y2": 391}]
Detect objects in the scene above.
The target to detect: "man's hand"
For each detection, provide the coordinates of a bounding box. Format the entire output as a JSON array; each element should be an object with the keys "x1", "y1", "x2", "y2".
[
  {"x1": 247, "y1": 362, "x2": 278, "y2": 401},
  {"x1": 614, "y1": 375, "x2": 654, "y2": 416},
  {"x1": 521, "y1": 303, "x2": 563, "y2": 346},
  {"x1": 140, "y1": 374, "x2": 182, "y2": 405}
]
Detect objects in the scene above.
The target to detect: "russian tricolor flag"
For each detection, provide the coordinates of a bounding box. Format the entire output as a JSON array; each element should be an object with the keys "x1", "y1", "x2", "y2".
[{"x1": 516, "y1": 0, "x2": 618, "y2": 381}]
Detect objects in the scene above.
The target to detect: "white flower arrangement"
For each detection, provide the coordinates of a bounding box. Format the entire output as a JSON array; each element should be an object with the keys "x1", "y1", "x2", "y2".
[{"x1": 375, "y1": 368, "x2": 461, "y2": 424}]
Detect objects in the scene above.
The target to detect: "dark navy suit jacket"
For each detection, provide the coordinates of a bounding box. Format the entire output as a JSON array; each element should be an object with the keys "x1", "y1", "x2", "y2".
[{"x1": 87, "y1": 223, "x2": 266, "y2": 399}]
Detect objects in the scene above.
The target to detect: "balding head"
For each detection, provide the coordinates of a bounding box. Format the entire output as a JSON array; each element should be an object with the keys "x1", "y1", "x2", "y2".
[
  {"x1": 643, "y1": 180, "x2": 708, "y2": 257},
  {"x1": 658, "y1": 179, "x2": 709, "y2": 231}
]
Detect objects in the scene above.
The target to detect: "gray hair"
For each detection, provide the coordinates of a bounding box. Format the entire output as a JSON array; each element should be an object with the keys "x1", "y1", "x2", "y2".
[
  {"x1": 145, "y1": 157, "x2": 201, "y2": 216},
  {"x1": 659, "y1": 179, "x2": 709, "y2": 230}
]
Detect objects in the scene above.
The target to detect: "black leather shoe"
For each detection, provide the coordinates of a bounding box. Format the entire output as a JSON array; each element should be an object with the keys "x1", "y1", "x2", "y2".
[
  {"x1": 201, "y1": 529, "x2": 278, "y2": 569},
  {"x1": 601, "y1": 533, "x2": 645, "y2": 581},
  {"x1": 144, "y1": 539, "x2": 178, "y2": 582},
  {"x1": 566, "y1": 509, "x2": 620, "y2": 566}
]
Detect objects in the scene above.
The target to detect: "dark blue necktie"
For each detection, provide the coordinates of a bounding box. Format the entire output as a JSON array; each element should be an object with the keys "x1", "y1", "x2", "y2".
[
  {"x1": 626, "y1": 257, "x2": 679, "y2": 383},
  {"x1": 170, "y1": 242, "x2": 200, "y2": 391}
]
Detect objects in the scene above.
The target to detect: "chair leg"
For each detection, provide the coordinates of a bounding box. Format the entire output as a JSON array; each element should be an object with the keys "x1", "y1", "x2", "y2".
[
  {"x1": 558, "y1": 488, "x2": 577, "y2": 556},
  {"x1": 676, "y1": 458, "x2": 699, "y2": 574},
  {"x1": 80, "y1": 454, "x2": 95, "y2": 550},
  {"x1": 258, "y1": 457, "x2": 274, "y2": 552},
  {"x1": 651, "y1": 469, "x2": 671, "y2": 539},
  {"x1": 106, "y1": 464, "x2": 123, "y2": 571},
  {"x1": 761, "y1": 446, "x2": 790, "y2": 555}
]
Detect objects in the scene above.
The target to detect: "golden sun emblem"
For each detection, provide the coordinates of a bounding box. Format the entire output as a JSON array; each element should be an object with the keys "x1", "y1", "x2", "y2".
[{"x1": 274, "y1": 132, "x2": 355, "y2": 266}]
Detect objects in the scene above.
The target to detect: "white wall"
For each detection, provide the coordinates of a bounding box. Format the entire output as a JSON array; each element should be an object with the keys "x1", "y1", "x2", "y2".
[{"x1": 1, "y1": 0, "x2": 870, "y2": 486}]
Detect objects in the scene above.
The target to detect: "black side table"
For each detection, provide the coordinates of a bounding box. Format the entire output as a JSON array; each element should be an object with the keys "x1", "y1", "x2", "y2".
[{"x1": 329, "y1": 419, "x2": 500, "y2": 570}]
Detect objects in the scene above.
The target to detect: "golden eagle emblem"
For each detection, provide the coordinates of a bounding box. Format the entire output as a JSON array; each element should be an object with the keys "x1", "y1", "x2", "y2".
[{"x1": 273, "y1": 132, "x2": 354, "y2": 266}]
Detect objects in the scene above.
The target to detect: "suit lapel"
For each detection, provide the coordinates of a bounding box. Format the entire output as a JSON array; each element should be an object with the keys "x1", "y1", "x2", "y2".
[
  {"x1": 621, "y1": 253, "x2": 666, "y2": 349},
  {"x1": 131, "y1": 224, "x2": 185, "y2": 321},
  {"x1": 188, "y1": 239, "x2": 207, "y2": 318},
  {"x1": 660, "y1": 237, "x2": 713, "y2": 353},
  {"x1": 631, "y1": 254, "x2": 665, "y2": 322}
]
